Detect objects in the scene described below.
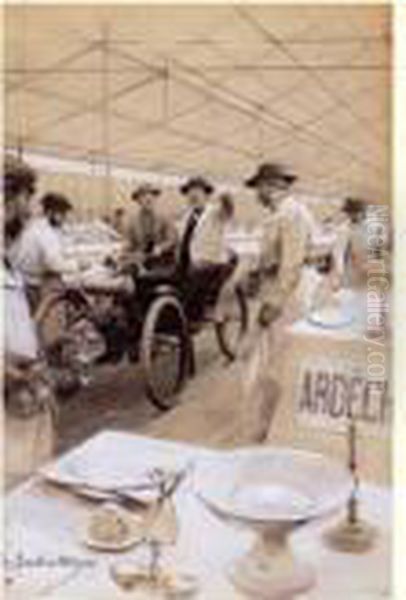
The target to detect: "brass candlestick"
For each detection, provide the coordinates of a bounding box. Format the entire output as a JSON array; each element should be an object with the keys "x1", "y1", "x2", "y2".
[{"x1": 324, "y1": 411, "x2": 377, "y2": 553}]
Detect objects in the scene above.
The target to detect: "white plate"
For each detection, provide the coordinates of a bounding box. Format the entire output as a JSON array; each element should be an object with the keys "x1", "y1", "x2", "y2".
[
  {"x1": 308, "y1": 309, "x2": 353, "y2": 329},
  {"x1": 40, "y1": 444, "x2": 183, "y2": 492},
  {"x1": 41, "y1": 465, "x2": 156, "y2": 495},
  {"x1": 84, "y1": 531, "x2": 143, "y2": 553}
]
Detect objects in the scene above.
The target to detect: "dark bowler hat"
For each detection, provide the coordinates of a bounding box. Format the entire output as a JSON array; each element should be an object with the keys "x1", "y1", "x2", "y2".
[
  {"x1": 4, "y1": 154, "x2": 37, "y2": 200},
  {"x1": 131, "y1": 183, "x2": 161, "y2": 201},
  {"x1": 180, "y1": 176, "x2": 214, "y2": 196},
  {"x1": 41, "y1": 192, "x2": 73, "y2": 213},
  {"x1": 245, "y1": 163, "x2": 297, "y2": 188},
  {"x1": 342, "y1": 197, "x2": 365, "y2": 215}
]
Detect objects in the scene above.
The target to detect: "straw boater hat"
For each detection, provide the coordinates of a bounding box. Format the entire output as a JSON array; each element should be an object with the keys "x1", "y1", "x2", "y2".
[
  {"x1": 131, "y1": 183, "x2": 161, "y2": 201},
  {"x1": 245, "y1": 163, "x2": 297, "y2": 188},
  {"x1": 180, "y1": 176, "x2": 214, "y2": 196},
  {"x1": 41, "y1": 192, "x2": 73, "y2": 213}
]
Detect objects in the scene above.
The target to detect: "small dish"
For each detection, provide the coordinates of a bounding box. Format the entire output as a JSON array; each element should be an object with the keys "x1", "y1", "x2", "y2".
[
  {"x1": 164, "y1": 572, "x2": 199, "y2": 598},
  {"x1": 110, "y1": 562, "x2": 199, "y2": 598},
  {"x1": 83, "y1": 502, "x2": 145, "y2": 552}
]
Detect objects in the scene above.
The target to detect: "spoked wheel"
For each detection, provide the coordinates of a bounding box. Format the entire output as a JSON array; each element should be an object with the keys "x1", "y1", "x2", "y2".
[
  {"x1": 36, "y1": 289, "x2": 91, "y2": 346},
  {"x1": 36, "y1": 289, "x2": 104, "y2": 396},
  {"x1": 141, "y1": 295, "x2": 190, "y2": 410},
  {"x1": 215, "y1": 285, "x2": 249, "y2": 361}
]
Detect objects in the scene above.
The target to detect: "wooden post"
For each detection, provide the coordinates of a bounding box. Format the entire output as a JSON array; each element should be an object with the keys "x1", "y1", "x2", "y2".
[{"x1": 101, "y1": 23, "x2": 112, "y2": 214}]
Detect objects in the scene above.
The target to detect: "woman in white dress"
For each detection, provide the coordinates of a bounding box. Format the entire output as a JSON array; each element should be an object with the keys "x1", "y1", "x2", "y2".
[{"x1": 3, "y1": 155, "x2": 56, "y2": 488}]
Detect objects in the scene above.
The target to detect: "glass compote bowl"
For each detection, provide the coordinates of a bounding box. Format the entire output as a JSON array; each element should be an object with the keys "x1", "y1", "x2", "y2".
[{"x1": 196, "y1": 447, "x2": 352, "y2": 599}]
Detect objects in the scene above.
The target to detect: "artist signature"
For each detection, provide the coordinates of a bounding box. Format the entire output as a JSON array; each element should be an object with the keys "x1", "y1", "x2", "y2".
[{"x1": 4, "y1": 552, "x2": 96, "y2": 571}]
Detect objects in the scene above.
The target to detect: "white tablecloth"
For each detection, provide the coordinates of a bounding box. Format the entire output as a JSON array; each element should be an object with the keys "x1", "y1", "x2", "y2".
[{"x1": 5, "y1": 431, "x2": 392, "y2": 599}]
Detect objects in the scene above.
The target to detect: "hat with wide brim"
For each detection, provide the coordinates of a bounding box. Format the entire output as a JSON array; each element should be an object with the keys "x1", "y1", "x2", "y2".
[
  {"x1": 245, "y1": 163, "x2": 297, "y2": 188},
  {"x1": 4, "y1": 154, "x2": 37, "y2": 200},
  {"x1": 41, "y1": 192, "x2": 73, "y2": 213},
  {"x1": 180, "y1": 176, "x2": 214, "y2": 196},
  {"x1": 342, "y1": 197, "x2": 365, "y2": 215},
  {"x1": 131, "y1": 183, "x2": 161, "y2": 201}
]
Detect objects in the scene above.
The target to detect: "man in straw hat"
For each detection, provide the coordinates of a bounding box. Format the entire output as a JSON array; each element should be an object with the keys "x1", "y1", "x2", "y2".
[
  {"x1": 245, "y1": 162, "x2": 316, "y2": 324},
  {"x1": 126, "y1": 183, "x2": 177, "y2": 268},
  {"x1": 239, "y1": 162, "x2": 317, "y2": 442},
  {"x1": 3, "y1": 155, "x2": 56, "y2": 487}
]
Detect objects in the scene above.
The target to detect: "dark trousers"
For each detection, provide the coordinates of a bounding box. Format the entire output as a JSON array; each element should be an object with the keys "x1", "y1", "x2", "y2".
[{"x1": 184, "y1": 261, "x2": 235, "y2": 322}]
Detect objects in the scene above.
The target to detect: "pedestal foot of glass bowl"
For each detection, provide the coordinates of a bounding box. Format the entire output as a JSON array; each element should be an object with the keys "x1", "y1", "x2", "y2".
[{"x1": 228, "y1": 528, "x2": 315, "y2": 599}]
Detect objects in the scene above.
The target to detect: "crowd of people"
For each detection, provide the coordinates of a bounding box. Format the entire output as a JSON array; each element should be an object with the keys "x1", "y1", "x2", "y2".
[{"x1": 3, "y1": 152, "x2": 377, "y2": 486}]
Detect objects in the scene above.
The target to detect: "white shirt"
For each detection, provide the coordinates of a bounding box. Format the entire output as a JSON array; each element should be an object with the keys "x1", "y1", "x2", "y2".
[
  {"x1": 11, "y1": 217, "x2": 67, "y2": 286},
  {"x1": 4, "y1": 265, "x2": 39, "y2": 360},
  {"x1": 190, "y1": 203, "x2": 230, "y2": 266}
]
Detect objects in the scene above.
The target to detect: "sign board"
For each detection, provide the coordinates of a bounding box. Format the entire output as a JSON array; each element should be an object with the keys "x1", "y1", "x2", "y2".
[{"x1": 294, "y1": 357, "x2": 391, "y2": 437}]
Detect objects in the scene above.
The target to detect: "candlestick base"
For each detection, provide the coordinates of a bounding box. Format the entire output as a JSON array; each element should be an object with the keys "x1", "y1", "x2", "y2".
[{"x1": 324, "y1": 517, "x2": 378, "y2": 554}]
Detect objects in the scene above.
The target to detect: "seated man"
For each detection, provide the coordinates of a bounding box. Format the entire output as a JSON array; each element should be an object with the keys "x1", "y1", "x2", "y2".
[
  {"x1": 94, "y1": 184, "x2": 178, "y2": 364},
  {"x1": 126, "y1": 183, "x2": 177, "y2": 269},
  {"x1": 11, "y1": 191, "x2": 74, "y2": 310}
]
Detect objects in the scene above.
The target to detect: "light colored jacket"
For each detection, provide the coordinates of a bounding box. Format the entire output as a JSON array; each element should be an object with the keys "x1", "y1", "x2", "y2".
[
  {"x1": 11, "y1": 216, "x2": 67, "y2": 286},
  {"x1": 260, "y1": 195, "x2": 314, "y2": 311}
]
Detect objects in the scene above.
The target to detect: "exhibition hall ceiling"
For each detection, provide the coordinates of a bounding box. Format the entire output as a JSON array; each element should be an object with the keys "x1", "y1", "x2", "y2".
[{"x1": 4, "y1": 5, "x2": 391, "y2": 201}]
